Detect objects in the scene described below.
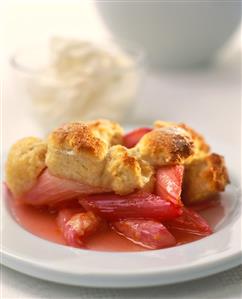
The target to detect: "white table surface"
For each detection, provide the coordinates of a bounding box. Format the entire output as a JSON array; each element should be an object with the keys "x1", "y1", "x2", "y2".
[
  {"x1": 1, "y1": 265, "x2": 242, "y2": 299},
  {"x1": 1, "y1": 1, "x2": 242, "y2": 298}
]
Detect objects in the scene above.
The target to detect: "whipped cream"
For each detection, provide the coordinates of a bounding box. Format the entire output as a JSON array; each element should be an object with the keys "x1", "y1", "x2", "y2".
[{"x1": 28, "y1": 37, "x2": 140, "y2": 133}]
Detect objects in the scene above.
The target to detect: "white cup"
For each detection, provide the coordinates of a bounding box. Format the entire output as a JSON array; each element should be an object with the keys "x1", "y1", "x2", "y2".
[{"x1": 96, "y1": 1, "x2": 241, "y2": 69}]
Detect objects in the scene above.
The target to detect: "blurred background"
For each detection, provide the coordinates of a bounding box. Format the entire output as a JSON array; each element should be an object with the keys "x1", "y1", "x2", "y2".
[{"x1": 2, "y1": 0, "x2": 241, "y2": 183}]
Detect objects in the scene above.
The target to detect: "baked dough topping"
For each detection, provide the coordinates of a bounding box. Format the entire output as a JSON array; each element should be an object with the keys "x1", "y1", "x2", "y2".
[
  {"x1": 45, "y1": 121, "x2": 195, "y2": 194},
  {"x1": 134, "y1": 127, "x2": 194, "y2": 165},
  {"x1": 48, "y1": 122, "x2": 108, "y2": 159},
  {"x1": 5, "y1": 119, "x2": 228, "y2": 200}
]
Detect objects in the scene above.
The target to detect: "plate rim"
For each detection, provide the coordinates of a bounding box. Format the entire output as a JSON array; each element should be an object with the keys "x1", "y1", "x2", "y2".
[{"x1": 2, "y1": 247, "x2": 242, "y2": 288}]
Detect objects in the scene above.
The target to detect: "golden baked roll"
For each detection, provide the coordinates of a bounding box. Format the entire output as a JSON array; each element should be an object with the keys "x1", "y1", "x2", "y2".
[
  {"x1": 154, "y1": 120, "x2": 210, "y2": 161},
  {"x1": 182, "y1": 153, "x2": 229, "y2": 203},
  {"x1": 46, "y1": 122, "x2": 109, "y2": 187},
  {"x1": 134, "y1": 127, "x2": 194, "y2": 166},
  {"x1": 103, "y1": 145, "x2": 153, "y2": 195},
  {"x1": 5, "y1": 137, "x2": 47, "y2": 197}
]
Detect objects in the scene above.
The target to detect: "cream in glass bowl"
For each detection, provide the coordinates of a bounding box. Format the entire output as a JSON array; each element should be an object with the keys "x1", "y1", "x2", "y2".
[{"x1": 10, "y1": 37, "x2": 144, "y2": 133}]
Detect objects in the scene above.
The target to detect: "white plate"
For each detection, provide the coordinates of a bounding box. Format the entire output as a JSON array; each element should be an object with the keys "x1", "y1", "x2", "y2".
[
  {"x1": 2, "y1": 188, "x2": 242, "y2": 288},
  {"x1": 1, "y1": 150, "x2": 242, "y2": 288}
]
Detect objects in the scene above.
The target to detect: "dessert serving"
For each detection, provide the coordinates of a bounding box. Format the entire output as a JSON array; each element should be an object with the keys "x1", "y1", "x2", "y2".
[{"x1": 5, "y1": 119, "x2": 229, "y2": 251}]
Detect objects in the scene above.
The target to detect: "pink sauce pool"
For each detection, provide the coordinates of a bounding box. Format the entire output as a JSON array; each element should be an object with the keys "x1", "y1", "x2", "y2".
[{"x1": 6, "y1": 191, "x2": 225, "y2": 252}]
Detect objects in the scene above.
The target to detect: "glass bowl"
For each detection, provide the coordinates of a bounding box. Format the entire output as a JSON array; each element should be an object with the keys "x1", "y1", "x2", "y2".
[{"x1": 10, "y1": 38, "x2": 145, "y2": 134}]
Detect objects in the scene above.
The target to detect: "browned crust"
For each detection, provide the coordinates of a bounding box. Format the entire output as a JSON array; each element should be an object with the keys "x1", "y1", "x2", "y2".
[
  {"x1": 122, "y1": 152, "x2": 137, "y2": 167},
  {"x1": 149, "y1": 130, "x2": 193, "y2": 162},
  {"x1": 182, "y1": 153, "x2": 230, "y2": 203},
  {"x1": 48, "y1": 122, "x2": 107, "y2": 159},
  {"x1": 178, "y1": 123, "x2": 210, "y2": 153},
  {"x1": 204, "y1": 153, "x2": 230, "y2": 190},
  {"x1": 87, "y1": 119, "x2": 124, "y2": 145},
  {"x1": 154, "y1": 120, "x2": 210, "y2": 158},
  {"x1": 135, "y1": 127, "x2": 194, "y2": 166}
]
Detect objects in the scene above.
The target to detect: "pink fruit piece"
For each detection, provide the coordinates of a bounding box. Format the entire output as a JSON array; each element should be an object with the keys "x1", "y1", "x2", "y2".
[
  {"x1": 112, "y1": 219, "x2": 176, "y2": 249},
  {"x1": 165, "y1": 207, "x2": 212, "y2": 236},
  {"x1": 80, "y1": 192, "x2": 183, "y2": 221},
  {"x1": 123, "y1": 128, "x2": 152, "y2": 148},
  {"x1": 57, "y1": 210, "x2": 101, "y2": 248},
  {"x1": 156, "y1": 165, "x2": 184, "y2": 206},
  {"x1": 18, "y1": 169, "x2": 107, "y2": 207}
]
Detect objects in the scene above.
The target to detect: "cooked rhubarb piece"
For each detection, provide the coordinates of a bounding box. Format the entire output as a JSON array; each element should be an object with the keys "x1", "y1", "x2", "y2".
[
  {"x1": 58, "y1": 211, "x2": 101, "y2": 248},
  {"x1": 80, "y1": 192, "x2": 182, "y2": 221},
  {"x1": 156, "y1": 165, "x2": 184, "y2": 206},
  {"x1": 112, "y1": 219, "x2": 176, "y2": 249},
  {"x1": 123, "y1": 128, "x2": 152, "y2": 148},
  {"x1": 56, "y1": 208, "x2": 84, "y2": 232},
  {"x1": 19, "y1": 170, "x2": 106, "y2": 206},
  {"x1": 165, "y1": 207, "x2": 212, "y2": 236}
]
